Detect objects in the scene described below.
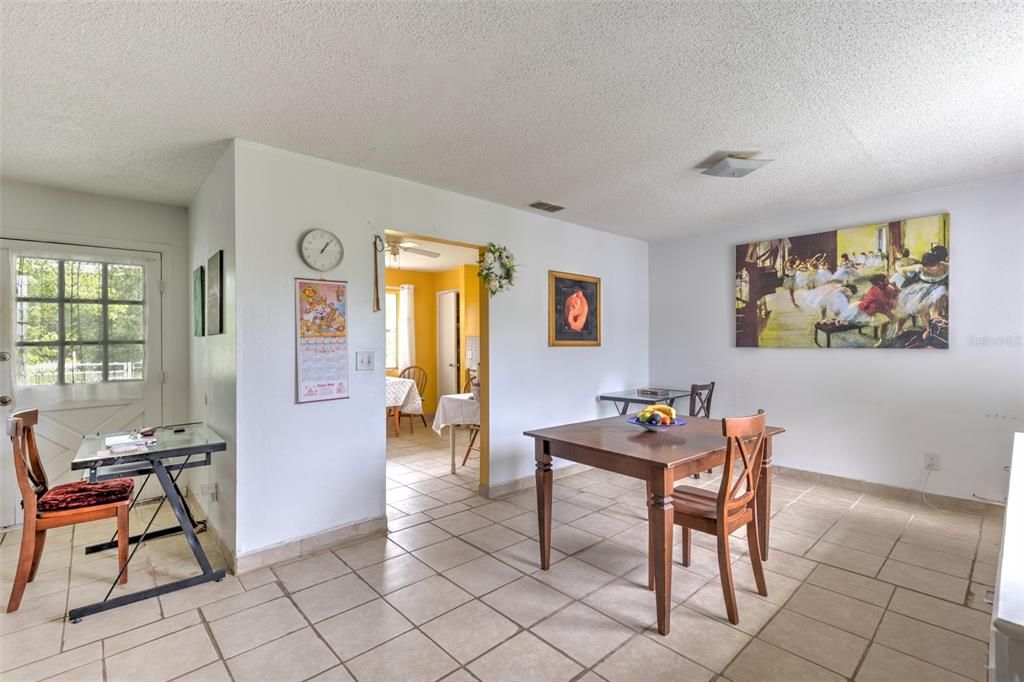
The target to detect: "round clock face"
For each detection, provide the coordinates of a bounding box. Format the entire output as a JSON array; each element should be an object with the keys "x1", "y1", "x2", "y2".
[{"x1": 300, "y1": 229, "x2": 344, "y2": 271}]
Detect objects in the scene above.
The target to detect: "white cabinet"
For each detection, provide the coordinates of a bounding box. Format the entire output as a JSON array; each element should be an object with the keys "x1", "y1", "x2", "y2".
[{"x1": 991, "y1": 433, "x2": 1024, "y2": 682}]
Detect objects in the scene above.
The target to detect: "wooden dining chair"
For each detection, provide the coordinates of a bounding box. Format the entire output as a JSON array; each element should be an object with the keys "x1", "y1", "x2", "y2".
[
  {"x1": 689, "y1": 382, "x2": 716, "y2": 478},
  {"x1": 461, "y1": 377, "x2": 480, "y2": 466},
  {"x1": 673, "y1": 409, "x2": 768, "y2": 624},
  {"x1": 395, "y1": 365, "x2": 429, "y2": 433},
  {"x1": 6, "y1": 409, "x2": 132, "y2": 612}
]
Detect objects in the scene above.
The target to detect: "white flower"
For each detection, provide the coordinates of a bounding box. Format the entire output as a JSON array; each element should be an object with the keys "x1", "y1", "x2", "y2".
[{"x1": 483, "y1": 253, "x2": 495, "y2": 267}]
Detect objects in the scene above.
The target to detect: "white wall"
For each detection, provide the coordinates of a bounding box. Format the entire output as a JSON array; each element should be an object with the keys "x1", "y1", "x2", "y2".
[
  {"x1": 650, "y1": 174, "x2": 1024, "y2": 501},
  {"x1": 0, "y1": 179, "x2": 191, "y2": 424},
  {"x1": 186, "y1": 146, "x2": 238, "y2": 554},
  {"x1": 227, "y1": 140, "x2": 649, "y2": 556}
]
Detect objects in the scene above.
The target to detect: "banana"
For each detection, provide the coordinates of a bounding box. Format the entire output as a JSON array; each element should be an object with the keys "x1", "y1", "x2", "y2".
[{"x1": 650, "y1": 404, "x2": 676, "y2": 419}]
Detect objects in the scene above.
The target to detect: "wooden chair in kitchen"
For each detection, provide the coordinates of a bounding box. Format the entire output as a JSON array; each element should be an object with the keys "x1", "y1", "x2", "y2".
[
  {"x1": 673, "y1": 409, "x2": 768, "y2": 624},
  {"x1": 689, "y1": 382, "x2": 716, "y2": 478},
  {"x1": 461, "y1": 377, "x2": 481, "y2": 466},
  {"x1": 396, "y1": 365, "x2": 429, "y2": 433},
  {"x1": 6, "y1": 409, "x2": 132, "y2": 612}
]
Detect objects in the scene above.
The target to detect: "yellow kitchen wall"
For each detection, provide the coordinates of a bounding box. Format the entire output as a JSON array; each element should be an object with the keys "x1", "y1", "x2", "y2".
[
  {"x1": 384, "y1": 269, "x2": 438, "y2": 412},
  {"x1": 459, "y1": 264, "x2": 480, "y2": 388}
]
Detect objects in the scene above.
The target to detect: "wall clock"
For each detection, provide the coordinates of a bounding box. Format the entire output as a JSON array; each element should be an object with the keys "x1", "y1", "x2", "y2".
[{"x1": 300, "y1": 229, "x2": 344, "y2": 271}]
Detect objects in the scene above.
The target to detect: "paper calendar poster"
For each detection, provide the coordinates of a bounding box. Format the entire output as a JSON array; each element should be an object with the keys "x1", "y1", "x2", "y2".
[{"x1": 296, "y1": 279, "x2": 349, "y2": 403}]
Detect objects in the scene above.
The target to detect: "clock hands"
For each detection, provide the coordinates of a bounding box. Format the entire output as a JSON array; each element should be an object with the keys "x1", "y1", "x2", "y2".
[{"x1": 320, "y1": 241, "x2": 331, "y2": 254}]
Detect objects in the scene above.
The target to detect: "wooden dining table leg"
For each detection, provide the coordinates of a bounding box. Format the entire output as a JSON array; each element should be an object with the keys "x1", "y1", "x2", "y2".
[
  {"x1": 756, "y1": 437, "x2": 773, "y2": 560},
  {"x1": 649, "y1": 467, "x2": 674, "y2": 635},
  {"x1": 535, "y1": 440, "x2": 553, "y2": 570},
  {"x1": 646, "y1": 480, "x2": 654, "y2": 590}
]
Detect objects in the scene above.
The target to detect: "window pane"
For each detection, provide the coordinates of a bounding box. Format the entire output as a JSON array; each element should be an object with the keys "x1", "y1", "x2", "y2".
[
  {"x1": 108, "y1": 264, "x2": 144, "y2": 301},
  {"x1": 109, "y1": 344, "x2": 144, "y2": 381},
  {"x1": 64, "y1": 344, "x2": 104, "y2": 384},
  {"x1": 385, "y1": 292, "x2": 398, "y2": 330},
  {"x1": 16, "y1": 301, "x2": 59, "y2": 342},
  {"x1": 64, "y1": 303, "x2": 103, "y2": 341},
  {"x1": 386, "y1": 331, "x2": 397, "y2": 369},
  {"x1": 64, "y1": 260, "x2": 103, "y2": 299},
  {"x1": 16, "y1": 257, "x2": 59, "y2": 298},
  {"x1": 17, "y1": 345, "x2": 59, "y2": 385},
  {"x1": 109, "y1": 304, "x2": 144, "y2": 340}
]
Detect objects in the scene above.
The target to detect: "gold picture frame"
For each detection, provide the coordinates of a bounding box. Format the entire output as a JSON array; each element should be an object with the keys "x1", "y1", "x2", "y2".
[{"x1": 548, "y1": 270, "x2": 601, "y2": 347}]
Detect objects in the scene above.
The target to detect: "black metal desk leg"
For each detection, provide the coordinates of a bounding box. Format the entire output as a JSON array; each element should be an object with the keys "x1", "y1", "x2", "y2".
[
  {"x1": 151, "y1": 459, "x2": 214, "y2": 575},
  {"x1": 617, "y1": 401, "x2": 631, "y2": 415}
]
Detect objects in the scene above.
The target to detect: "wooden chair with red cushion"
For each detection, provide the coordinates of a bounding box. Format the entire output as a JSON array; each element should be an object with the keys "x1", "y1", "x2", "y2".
[
  {"x1": 6, "y1": 409, "x2": 132, "y2": 612},
  {"x1": 674, "y1": 409, "x2": 768, "y2": 624}
]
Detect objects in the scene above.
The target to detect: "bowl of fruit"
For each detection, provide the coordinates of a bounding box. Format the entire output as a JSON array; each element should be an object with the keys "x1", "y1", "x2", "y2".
[{"x1": 627, "y1": 405, "x2": 686, "y2": 432}]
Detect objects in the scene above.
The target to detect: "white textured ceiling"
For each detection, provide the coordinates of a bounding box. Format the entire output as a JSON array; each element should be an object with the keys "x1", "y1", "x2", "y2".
[{"x1": 2, "y1": 1, "x2": 1022, "y2": 240}]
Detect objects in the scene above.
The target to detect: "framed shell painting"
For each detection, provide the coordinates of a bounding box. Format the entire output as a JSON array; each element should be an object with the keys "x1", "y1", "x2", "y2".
[
  {"x1": 549, "y1": 270, "x2": 601, "y2": 347},
  {"x1": 735, "y1": 213, "x2": 949, "y2": 349}
]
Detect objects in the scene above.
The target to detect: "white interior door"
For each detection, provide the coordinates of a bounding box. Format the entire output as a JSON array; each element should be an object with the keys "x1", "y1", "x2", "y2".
[
  {"x1": 437, "y1": 290, "x2": 459, "y2": 397},
  {"x1": 0, "y1": 240, "x2": 164, "y2": 527}
]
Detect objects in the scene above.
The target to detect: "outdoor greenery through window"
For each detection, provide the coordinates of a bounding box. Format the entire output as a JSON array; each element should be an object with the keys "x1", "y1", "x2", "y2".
[
  {"x1": 385, "y1": 289, "x2": 398, "y2": 369},
  {"x1": 15, "y1": 257, "x2": 146, "y2": 385}
]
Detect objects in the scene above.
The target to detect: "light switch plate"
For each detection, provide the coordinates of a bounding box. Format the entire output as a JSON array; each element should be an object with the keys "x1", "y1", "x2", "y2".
[{"x1": 356, "y1": 351, "x2": 375, "y2": 371}]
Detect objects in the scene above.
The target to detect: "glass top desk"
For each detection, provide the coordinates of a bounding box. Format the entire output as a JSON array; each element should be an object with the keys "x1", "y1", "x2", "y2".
[
  {"x1": 68, "y1": 422, "x2": 227, "y2": 622},
  {"x1": 597, "y1": 388, "x2": 691, "y2": 415}
]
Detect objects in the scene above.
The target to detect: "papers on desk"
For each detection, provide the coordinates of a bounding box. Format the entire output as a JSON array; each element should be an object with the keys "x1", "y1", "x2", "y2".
[{"x1": 105, "y1": 434, "x2": 157, "y2": 448}]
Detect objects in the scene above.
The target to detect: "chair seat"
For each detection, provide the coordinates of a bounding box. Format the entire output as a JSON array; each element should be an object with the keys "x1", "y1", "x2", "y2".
[
  {"x1": 671, "y1": 486, "x2": 719, "y2": 519},
  {"x1": 37, "y1": 479, "x2": 134, "y2": 512}
]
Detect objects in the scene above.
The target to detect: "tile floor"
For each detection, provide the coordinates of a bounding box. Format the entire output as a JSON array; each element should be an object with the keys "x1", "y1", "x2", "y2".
[{"x1": 0, "y1": 424, "x2": 1002, "y2": 682}]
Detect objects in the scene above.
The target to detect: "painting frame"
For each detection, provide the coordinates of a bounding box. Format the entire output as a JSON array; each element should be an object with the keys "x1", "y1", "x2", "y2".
[
  {"x1": 192, "y1": 265, "x2": 205, "y2": 336},
  {"x1": 548, "y1": 270, "x2": 601, "y2": 347},
  {"x1": 206, "y1": 250, "x2": 223, "y2": 336}
]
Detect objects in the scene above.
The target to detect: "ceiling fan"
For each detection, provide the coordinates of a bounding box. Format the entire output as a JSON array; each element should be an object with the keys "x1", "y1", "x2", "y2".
[{"x1": 385, "y1": 238, "x2": 440, "y2": 264}]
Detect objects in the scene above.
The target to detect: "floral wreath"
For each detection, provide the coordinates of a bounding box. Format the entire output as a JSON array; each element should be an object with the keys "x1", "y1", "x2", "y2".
[{"x1": 478, "y1": 243, "x2": 517, "y2": 296}]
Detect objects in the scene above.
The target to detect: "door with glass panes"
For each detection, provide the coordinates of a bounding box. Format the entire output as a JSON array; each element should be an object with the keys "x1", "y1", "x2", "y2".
[{"x1": 0, "y1": 240, "x2": 163, "y2": 527}]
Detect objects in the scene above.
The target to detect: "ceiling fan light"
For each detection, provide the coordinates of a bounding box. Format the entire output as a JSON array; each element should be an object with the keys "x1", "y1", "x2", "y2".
[{"x1": 702, "y1": 156, "x2": 772, "y2": 178}]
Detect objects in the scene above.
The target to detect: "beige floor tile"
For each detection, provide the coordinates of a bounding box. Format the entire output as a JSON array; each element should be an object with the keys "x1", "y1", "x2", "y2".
[
  {"x1": 384, "y1": 575, "x2": 472, "y2": 625},
  {"x1": 333, "y1": 536, "x2": 405, "y2": 570},
  {"x1": 549, "y1": 524, "x2": 604, "y2": 554},
  {"x1": 621, "y1": 562, "x2": 710, "y2": 603},
  {"x1": 770, "y1": 512, "x2": 833, "y2": 539},
  {"x1": 158, "y1": 574, "x2": 246, "y2": 617},
  {"x1": 315, "y1": 598, "x2": 412, "y2": 660},
  {"x1": 570, "y1": 512, "x2": 637, "y2": 538},
  {"x1": 874, "y1": 612, "x2": 987, "y2": 681},
  {"x1": 805, "y1": 541, "x2": 885, "y2": 576},
  {"x1": 430, "y1": 511, "x2": 493, "y2": 536},
  {"x1": 225, "y1": 627, "x2": 339, "y2": 681},
  {"x1": 104, "y1": 609, "x2": 200, "y2": 656},
  {"x1": 237, "y1": 567, "x2": 276, "y2": 590},
  {"x1": 389, "y1": 512, "x2": 432, "y2": 531},
  {"x1": 595, "y1": 634, "x2": 712, "y2": 682},
  {"x1": 806, "y1": 564, "x2": 894, "y2": 607},
  {"x1": 550, "y1": 501, "x2": 592, "y2": 524},
  {"x1": 175, "y1": 660, "x2": 233, "y2": 682},
  {"x1": 105, "y1": 623, "x2": 218, "y2": 682},
  {"x1": 412, "y1": 538, "x2": 484, "y2": 572},
  {"x1": 888, "y1": 587, "x2": 990, "y2": 641},
  {"x1": 307, "y1": 664, "x2": 355, "y2": 682},
  {"x1": 390, "y1": 494, "x2": 446, "y2": 515},
  {"x1": 483, "y1": 575, "x2": 571, "y2": 627},
  {"x1": 877, "y1": 559, "x2": 968, "y2": 603},
  {"x1": 889, "y1": 541, "x2": 973, "y2": 578},
  {"x1": 0, "y1": 589, "x2": 68, "y2": 637},
  {"x1": 532, "y1": 602, "x2": 634, "y2": 666},
  {"x1": 786, "y1": 583, "x2": 883, "y2": 638},
  {"x1": 421, "y1": 600, "x2": 518, "y2": 664},
  {"x1": 684, "y1": 579, "x2": 781, "y2": 635},
  {"x1": 474, "y1": 501, "x2": 526, "y2": 523},
  {"x1": 855, "y1": 643, "x2": 974, "y2": 682},
  {"x1": 44, "y1": 659, "x2": 104, "y2": 682},
  {"x1": 971, "y1": 560, "x2": 996, "y2": 587},
  {"x1": 820, "y1": 525, "x2": 896, "y2": 556},
  {"x1": 347, "y1": 629, "x2": 458, "y2": 682},
  {"x1": 208, "y1": 597, "x2": 307, "y2": 658},
  {"x1": 0, "y1": 641, "x2": 101, "y2": 682},
  {"x1": 492, "y1": 539, "x2": 564, "y2": 574},
  {"x1": 293, "y1": 572, "x2": 378, "y2": 623},
  {"x1": 725, "y1": 638, "x2": 845, "y2": 682},
  {"x1": 582, "y1": 579, "x2": 659, "y2": 630},
  {"x1": 766, "y1": 527, "x2": 817, "y2": 555},
  {"x1": 357, "y1": 553, "x2": 435, "y2": 594},
  {"x1": 532, "y1": 557, "x2": 617, "y2": 599},
  {"x1": 575, "y1": 540, "x2": 647, "y2": 576},
  {"x1": 442, "y1": 555, "x2": 522, "y2": 597},
  {"x1": 731, "y1": 562, "x2": 801, "y2": 605},
  {"x1": 272, "y1": 552, "x2": 350, "y2": 592},
  {"x1": 645, "y1": 605, "x2": 750, "y2": 672},
  {"x1": 966, "y1": 581, "x2": 993, "y2": 613},
  {"x1": 756, "y1": 550, "x2": 817, "y2": 580},
  {"x1": 469, "y1": 631, "x2": 583, "y2": 682},
  {"x1": 461, "y1": 524, "x2": 529, "y2": 553},
  {"x1": 200, "y1": 582, "x2": 283, "y2": 621},
  {"x1": 760, "y1": 610, "x2": 868, "y2": 676}
]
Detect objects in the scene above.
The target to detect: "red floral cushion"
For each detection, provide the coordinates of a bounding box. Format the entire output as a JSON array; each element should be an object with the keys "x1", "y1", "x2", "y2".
[{"x1": 37, "y1": 479, "x2": 134, "y2": 512}]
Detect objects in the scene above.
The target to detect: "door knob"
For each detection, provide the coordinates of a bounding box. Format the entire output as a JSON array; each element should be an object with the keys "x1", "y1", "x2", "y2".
[{"x1": 0, "y1": 396, "x2": 12, "y2": 407}]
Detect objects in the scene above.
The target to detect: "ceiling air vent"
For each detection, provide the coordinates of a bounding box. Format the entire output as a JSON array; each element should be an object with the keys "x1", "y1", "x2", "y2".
[{"x1": 529, "y1": 201, "x2": 565, "y2": 213}]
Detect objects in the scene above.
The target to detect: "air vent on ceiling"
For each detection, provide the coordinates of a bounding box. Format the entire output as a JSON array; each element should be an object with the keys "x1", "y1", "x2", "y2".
[{"x1": 529, "y1": 201, "x2": 565, "y2": 213}]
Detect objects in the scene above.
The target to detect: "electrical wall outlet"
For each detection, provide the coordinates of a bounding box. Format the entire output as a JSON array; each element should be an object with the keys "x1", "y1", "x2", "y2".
[
  {"x1": 200, "y1": 482, "x2": 218, "y2": 502},
  {"x1": 356, "y1": 351, "x2": 375, "y2": 371},
  {"x1": 924, "y1": 453, "x2": 941, "y2": 471}
]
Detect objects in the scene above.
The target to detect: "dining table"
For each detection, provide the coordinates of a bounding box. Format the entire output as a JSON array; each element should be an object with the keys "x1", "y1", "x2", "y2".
[
  {"x1": 524, "y1": 414, "x2": 785, "y2": 635},
  {"x1": 386, "y1": 375, "x2": 424, "y2": 436},
  {"x1": 433, "y1": 392, "x2": 480, "y2": 474}
]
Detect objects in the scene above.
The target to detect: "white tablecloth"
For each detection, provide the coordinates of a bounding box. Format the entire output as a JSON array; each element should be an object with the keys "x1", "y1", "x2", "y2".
[
  {"x1": 433, "y1": 393, "x2": 480, "y2": 434},
  {"x1": 386, "y1": 376, "x2": 423, "y2": 414}
]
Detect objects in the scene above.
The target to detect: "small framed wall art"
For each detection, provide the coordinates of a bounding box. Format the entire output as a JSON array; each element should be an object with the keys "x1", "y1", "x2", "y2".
[
  {"x1": 206, "y1": 250, "x2": 224, "y2": 336},
  {"x1": 193, "y1": 266, "x2": 205, "y2": 336},
  {"x1": 549, "y1": 270, "x2": 601, "y2": 347}
]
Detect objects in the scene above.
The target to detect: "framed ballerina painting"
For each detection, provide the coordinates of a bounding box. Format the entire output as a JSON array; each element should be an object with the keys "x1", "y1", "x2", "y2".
[
  {"x1": 735, "y1": 213, "x2": 949, "y2": 349},
  {"x1": 549, "y1": 270, "x2": 601, "y2": 346}
]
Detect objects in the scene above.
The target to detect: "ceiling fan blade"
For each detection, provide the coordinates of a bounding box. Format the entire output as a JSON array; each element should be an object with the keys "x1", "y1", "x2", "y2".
[{"x1": 401, "y1": 246, "x2": 441, "y2": 258}]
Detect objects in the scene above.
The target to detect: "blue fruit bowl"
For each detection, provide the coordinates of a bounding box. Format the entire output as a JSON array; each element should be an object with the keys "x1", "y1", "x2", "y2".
[{"x1": 627, "y1": 416, "x2": 687, "y2": 432}]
